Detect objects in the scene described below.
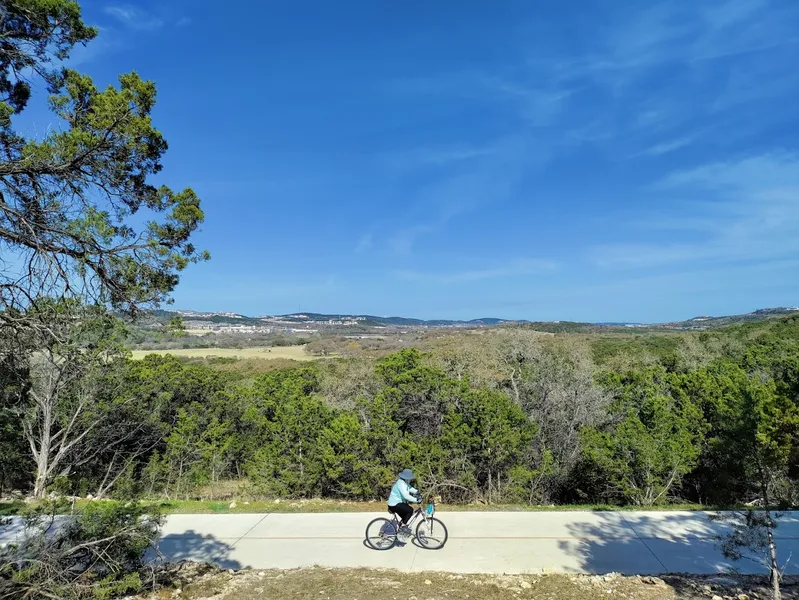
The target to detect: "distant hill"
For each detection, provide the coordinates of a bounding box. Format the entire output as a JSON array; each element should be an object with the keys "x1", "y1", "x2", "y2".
[
  {"x1": 146, "y1": 310, "x2": 525, "y2": 329},
  {"x1": 270, "y1": 313, "x2": 523, "y2": 327},
  {"x1": 658, "y1": 307, "x2": 799, "y2": 330},
  {"x1": 148, "y1": 306, "x2": 799, "y2": 331}
]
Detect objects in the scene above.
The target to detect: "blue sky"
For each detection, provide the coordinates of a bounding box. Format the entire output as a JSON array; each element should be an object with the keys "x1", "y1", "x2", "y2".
[{"x1": 49, "y1": 0, "x2": 799, "y2": 321}]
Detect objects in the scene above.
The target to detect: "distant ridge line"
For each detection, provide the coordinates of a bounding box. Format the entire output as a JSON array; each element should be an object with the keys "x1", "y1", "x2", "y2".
[{"x1": 151, "y1": 306, "x2": 799, "y2": 330}]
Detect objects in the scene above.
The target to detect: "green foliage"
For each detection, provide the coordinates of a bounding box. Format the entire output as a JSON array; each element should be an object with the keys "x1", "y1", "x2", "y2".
[
  {"x1": 357, "y1": 394, "x2": 419, "y2": 487},
  {"x1": 376, "y1": 349, "x2": 463, "y2": 438},
  {"x1": 0, "y1": 0, "x2": 96, "y2": 116},
  {"x1": 444, "y1": 388, "x2": 536, "y2": 500},
  {"x1": 674, "y1": 361, "x2": 754, "y2": 502},
  {"x1": 714, "y1": 508, "x2": 780, "y2": 565},
  {"x1": 318, "y1": 413, "x2": 377, "y2": 497},
  {"x1": 3, "y1": 311, "x2": 799, "y2": 512},
  {"x1": 245, "y1": 369, "x2": 330, "y2": 498},
  {"x1": 520, "y1": 321, "x2": 599, "y2": 333},
  {"x1": 590, "y1": 334, "x2": 683, "y2": 367},
  {"x1": 675, "y1": 341, "x2": 799, "y2": 505},
  {"x1": 505, "y1": 451, "x2": 555, "y2": 504},
  {"x1": 581, "y1": 368, "x2": 706, "y2": 505},
  {"x1": 376, "y1": 348, "x2": 424, "y2": 384},
  {"x1": 12, "y1": 302, "x2": 141, "y2": 498},
  {"x1": 0, "y1": 0, "x2": 207, "y2": 327},
  {"x1": 0, "y1": 1, "x2": 202, "y2": 595},
  {"x1": 0, "y1": 500, "x2": 162, "y2": 599},
  {"x1": 0, "y1": 354, "x2": 30, "y2": 492},
  {"x1": 157, "y1": 407, "x2": 234, "y2": 498}
]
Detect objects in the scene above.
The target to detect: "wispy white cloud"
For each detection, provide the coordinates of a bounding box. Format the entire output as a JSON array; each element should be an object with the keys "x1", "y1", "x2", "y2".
[
  {"x1": 496, "y1": 257, "x2": 799, "y2": 323},
  {"x1": 636, "y1": 136, "x2": 696, "y2": 157},
  {"x1": 397, "y1": 259, "x2": 556, "y2": 285},
  {"x1": 561, "y1": 0, "x2": 782, "y2": 86},
  {"x1": 192, "y1": 275, "x2": 341, "y2": 305},
  {"x1": 64, "y1": 28, "x2": 119, "y2": 66},
  {"x1": 593, "y1": 153, "x2": 799, "y2": 269},
  {"x1": 394, "y1": 0, "x2": 797, "y2": 148},
  {"x1": 104, "y1": 6, "x2": 164, "y2": 31},
  {"x1": 176, "y1": 17, "x2": 192, "y2": 28},
  {"x1": 355, "y1": 233, "x2": 373, "y2": 253},
  {"x1": 477, "y1": 76, "x2": 577, "y2": 127},
  {"x1": 700, "y1": 0, "x2": 767, "y2": 31},
  {"x1": 489, "y1": 0, "x2": 797, "y2": 156},
  {"x1": 655, "y1": 153, "x2": 799, "y2": 192},
  {"x1": 388, "y1": 224, "x2": 436, "y2": 256},
  {"x1": 386, "y1": 144, "x2": 498, "y2": 169},
  {"x1": 385, "y1": 137, "x2": 532, "y2": 255},
  {"x1": 388, "y1": 75, "x2": 575, "y2": 138},
  {"x1": 378, "y1": 1, "x2": 799, "y2": 274}
]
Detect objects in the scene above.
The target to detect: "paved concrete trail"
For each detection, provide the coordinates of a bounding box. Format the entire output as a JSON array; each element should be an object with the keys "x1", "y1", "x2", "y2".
[
  {"x1": 152, "y1": 511, "x2": 799, "y2": 575},
  {"x1": 5, "y1": 511, "x2": 799, "y2": 575}
]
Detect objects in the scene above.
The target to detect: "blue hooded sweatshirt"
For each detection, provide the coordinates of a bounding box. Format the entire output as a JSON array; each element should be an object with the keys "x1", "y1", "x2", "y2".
[{"x1": 388, "y1": 478, "x2": 419, "y2": 506}]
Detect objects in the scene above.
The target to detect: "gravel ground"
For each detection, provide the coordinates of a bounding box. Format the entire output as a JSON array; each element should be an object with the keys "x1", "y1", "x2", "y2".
[{"x1": 129, "y1": 564, "x2": 799, "y2": 600}]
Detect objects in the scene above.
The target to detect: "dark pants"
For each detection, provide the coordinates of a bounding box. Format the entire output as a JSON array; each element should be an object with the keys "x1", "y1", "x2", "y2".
[{"x1": 388, "y1": 502, "x2": 413, "y2": 525}]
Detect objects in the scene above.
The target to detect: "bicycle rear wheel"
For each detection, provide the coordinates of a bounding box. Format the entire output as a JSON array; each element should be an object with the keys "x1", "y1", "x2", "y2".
[
  {"x1": 415, "y1": 516, "x2": 448, "y2": 549},
  {"x1": 365, "y1": 517, "x2": 398, "y2": 550}
]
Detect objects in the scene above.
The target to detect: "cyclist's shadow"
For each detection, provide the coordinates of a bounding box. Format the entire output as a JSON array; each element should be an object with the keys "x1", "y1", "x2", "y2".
[{"x1": 362, "y1": 539, "x2": 409, "y2": 550}]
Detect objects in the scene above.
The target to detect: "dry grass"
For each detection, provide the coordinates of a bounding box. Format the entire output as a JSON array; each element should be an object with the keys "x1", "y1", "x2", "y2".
[
  {"x1": 143, "y1": 567, "x2": 799, "y2": 600},
  {"x1": 1, "y1": 498, "x2": 716, "y2": 517},
  {"x1": 148, "y1": 498, "x2": 708, "y2": 514},
  {"x1": 130, "y1": 345, "x2": 315, "y2": 361}
]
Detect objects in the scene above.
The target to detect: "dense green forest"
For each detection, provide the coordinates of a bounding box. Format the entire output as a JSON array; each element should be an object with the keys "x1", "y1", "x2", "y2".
[{"x1": 3, "y1": 313, "x2": 797, "y2": 508}]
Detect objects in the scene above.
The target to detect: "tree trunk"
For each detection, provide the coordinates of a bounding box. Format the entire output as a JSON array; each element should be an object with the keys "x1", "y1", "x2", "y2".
[
  {"x1": 33, "y1": 463, "x2": 49, "y2": 499},
  {"x1": 759, "y1": 467, "x2": 781, "y2": 600},
  {"x1": 497, "y1": 471, "x2": 501, "y2": 503},
  {"x1": 509, "y1": 370, "x2": 520, "y2": 404},
  {"x1": 767, "y1": 513, "x2": 781, "y2": 600},
  {"x1": 95, "y1": 450, "x2": 120, "y2": 499},
  {"x1": 299, "y1": 439, "x2": 304, "y2": 483},
  {"x1": 31, "y1": 400, "x2": 53, "y2": 499}
]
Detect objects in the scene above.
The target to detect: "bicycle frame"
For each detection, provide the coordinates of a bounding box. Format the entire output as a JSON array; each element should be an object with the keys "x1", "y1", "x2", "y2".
[
  {"x1": 390, "y1": 498, "x2": 435, "y2": 530},
  {"x1": 368, "y1": 495, "x2": 446, "y2": 550}
]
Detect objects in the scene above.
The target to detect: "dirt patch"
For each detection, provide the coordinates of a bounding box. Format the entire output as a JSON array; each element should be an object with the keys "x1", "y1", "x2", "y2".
[{"x1": 132, "y1": 566, "x2": 799, "y2": 600}]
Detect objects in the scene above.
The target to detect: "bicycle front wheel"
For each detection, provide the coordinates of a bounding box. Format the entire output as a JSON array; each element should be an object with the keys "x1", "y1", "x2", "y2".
[
  {"x1": 365, "y1": 517, "x2": 398, "y2": 550},
  {"x1": 416, "y1": 516, "x2": 448, "y2": 549}
]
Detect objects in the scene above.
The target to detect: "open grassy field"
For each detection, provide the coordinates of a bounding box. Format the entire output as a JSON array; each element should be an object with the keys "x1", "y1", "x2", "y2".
[{"x1": 130, "y1": 345, "x2": 315, "y2": 361}]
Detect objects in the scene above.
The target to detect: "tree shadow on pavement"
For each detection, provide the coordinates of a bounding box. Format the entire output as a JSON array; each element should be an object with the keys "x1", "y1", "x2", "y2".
[
  {"x1": 0, "y1": 516, "x2": 24, "y2": 543},
  {"x1": 154, "y1": 530, "x2": 242, "y2": 570},
  {"x1": 554, "y1": 511, "x2": 799, "y2": 598},
  {"x1": 557, "y1": 511, "x2": 744, "y2": 576}
]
